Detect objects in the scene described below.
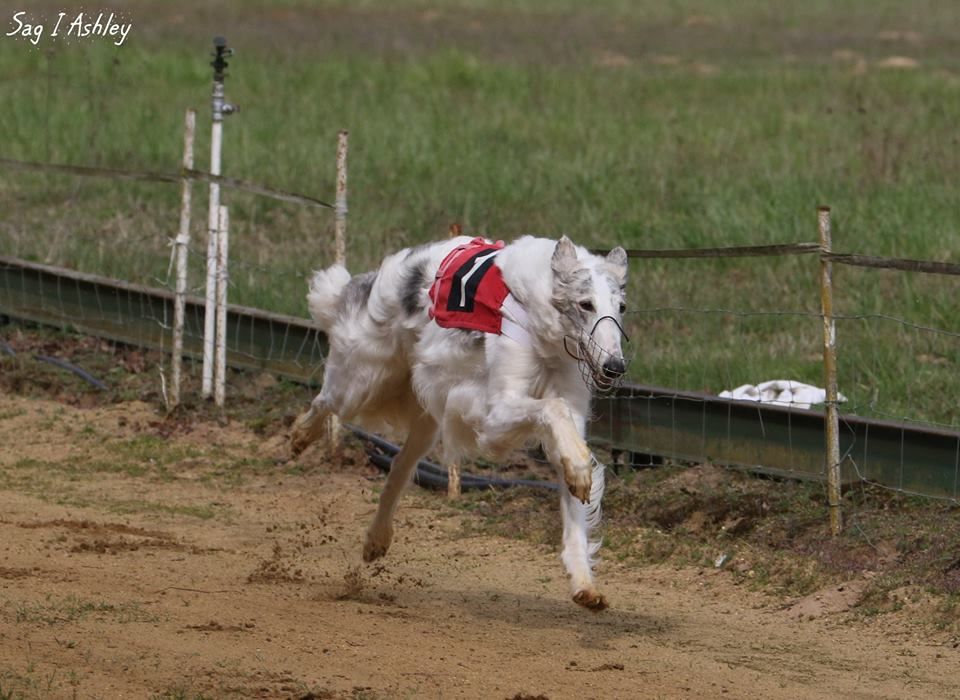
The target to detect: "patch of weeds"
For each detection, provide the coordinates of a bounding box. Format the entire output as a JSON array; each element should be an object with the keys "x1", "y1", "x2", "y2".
[
  {"x1": 0, "y1": 667, "x2": 62, "y2": 700},
  {"x1": 200, "y1": 466, "x2": 247, "y2": 487},
  {"x1": 80, "y1": 458, "x2": 150, "y2": 479},
  {"x1": 9, "y1": 458, "x2": 44, "y2": 471},
  {"x1": 110, "y1": 434, "x2": 204, "y2": 467},
  {"x1": 455, "y1": 487, "x2": 560, "y2": 549},
  {"x1": 0, "y1": 681, "x2": 24, "y2": 700},
  {"x1": 15, "y1": 594, "x2": 155, "y2": 625},
  {"x1": 0, "y1": 407, "x2": 26, "y2": 421},
  {"x1": 933, "y1": 595, "x2": 960, "y2": 631},
  {"x1": 203, "y1": 454, "x2": 287, "y2": 486}
]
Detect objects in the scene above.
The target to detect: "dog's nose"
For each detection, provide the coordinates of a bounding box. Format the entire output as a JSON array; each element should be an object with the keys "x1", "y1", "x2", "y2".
[{"x1": 602, "y1": 357, "x2": 626, "y2": 378}]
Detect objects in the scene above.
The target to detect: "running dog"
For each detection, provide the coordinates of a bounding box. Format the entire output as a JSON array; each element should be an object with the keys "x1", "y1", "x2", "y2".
[{"x1": 291, "y1": 235, "x2": 629, "y2": 610}]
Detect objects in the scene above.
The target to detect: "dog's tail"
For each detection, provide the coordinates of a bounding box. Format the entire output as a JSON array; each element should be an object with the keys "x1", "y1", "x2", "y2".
[{"x1": 307, "y1": 264, "x2": 351, "y2": 332}]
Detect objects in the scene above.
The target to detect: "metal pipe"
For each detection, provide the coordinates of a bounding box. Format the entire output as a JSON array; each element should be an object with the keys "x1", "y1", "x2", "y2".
[
  {"x1": 171, "y1": 108, "x2": 196, "y2": 410},
  {"x1": 214, "y1": 205, "x2": 229, "y2": 408},
  {"x1": 201, "y1": 81, "x2": 223, "y2": 398},
  {"x1": 202, "y1": 37, "x2": 236, "y2": 399}
]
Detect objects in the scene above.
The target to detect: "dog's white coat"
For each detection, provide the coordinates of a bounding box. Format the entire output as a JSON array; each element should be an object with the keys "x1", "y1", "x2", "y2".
[{"x1": 292, "y1": 235, "x2": 628, "y2": 608}]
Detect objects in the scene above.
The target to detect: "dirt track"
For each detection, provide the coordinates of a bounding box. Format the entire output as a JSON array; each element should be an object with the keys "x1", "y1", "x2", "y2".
[{"x1": 1, "y1": 394, "x2": 959, "y2": 699}]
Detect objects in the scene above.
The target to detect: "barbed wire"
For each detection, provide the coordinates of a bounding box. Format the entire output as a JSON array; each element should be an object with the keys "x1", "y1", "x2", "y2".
[
  {"x1": 0, "y1": 157, "x2": 335, "y2": 210},
  {"x1": 626, "y1": 306, "x2": 820, "y2": 320},
  {"x1": 591, "y1": 242, "x2": 960, "y2": 278},
  {"x1": 592, "y1": 242, "x2": 820, "y2": 259},
  {"x1": 825, "y1": 252, "x2": 960, "y2": 277}
]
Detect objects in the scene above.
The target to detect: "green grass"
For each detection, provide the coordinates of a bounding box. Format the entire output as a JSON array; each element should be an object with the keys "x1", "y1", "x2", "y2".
[{"x1": 2, "y1": 1, "x2": 959, "y2": 426}]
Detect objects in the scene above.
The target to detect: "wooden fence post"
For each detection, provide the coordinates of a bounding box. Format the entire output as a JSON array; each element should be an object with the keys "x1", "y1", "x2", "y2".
[
  {"x1": 334, "y1": 130, "x2": 349, "y2": 267},
  {"x1": 818, "y1": 205, "x2": 843, "y2": 535},
  {"x1": 325, "y1": 131, "x2": 350, "y2": 449},
  {"x1": 445, "y1": 223, "x2": 463, "y2": 498}
]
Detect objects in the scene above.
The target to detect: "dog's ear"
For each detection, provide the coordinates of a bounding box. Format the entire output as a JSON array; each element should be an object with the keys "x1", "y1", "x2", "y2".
[
  {"x1": 551, "y1": 236, "x2": 579, "y2": 282},
  {"x1": 604, "y1": 246, "x2": 628, "y2": 287}
]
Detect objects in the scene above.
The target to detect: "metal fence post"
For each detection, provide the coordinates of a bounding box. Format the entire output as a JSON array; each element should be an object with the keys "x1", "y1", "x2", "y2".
[
  {"x1": 818, "y1": 205, "x2": 843, "y2": 535},
  {"x1": 170, "y1": 108, "x2": 196, "y2": 410},
  {"x1": 203, "y1": 37, "x2": 237, "y2": 399},
  {"x1": 214, "y1": 205, "x2": 230, "y2": 408}
]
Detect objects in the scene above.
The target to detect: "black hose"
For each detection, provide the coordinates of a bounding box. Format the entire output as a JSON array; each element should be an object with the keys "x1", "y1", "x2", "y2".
[
  {"x1": 34, "y1": 354, "x2": 108, "y2": 391},
  {"x1": 351, "y1": 425, "x2": 558, "y2": 492},
  {"x1": 365, "y1": 451, "x2": 558, "y2": 492}
]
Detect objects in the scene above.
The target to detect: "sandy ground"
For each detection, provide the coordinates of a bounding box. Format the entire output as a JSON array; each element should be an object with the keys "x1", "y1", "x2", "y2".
[{"x1": 1, "y1": 394, "x2": 959, "y2": 699}]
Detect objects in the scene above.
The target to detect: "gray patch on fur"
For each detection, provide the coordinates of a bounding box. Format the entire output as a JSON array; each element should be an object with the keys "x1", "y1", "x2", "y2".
[
  {"x1": 339, "y1": 271, "x2": 376, "y2": 314},
  {"x1": 456, "y1": 329, "x2": 485, "y2": 349},
  {"x1": 552, "y1": 267, "x2": 594, "y2": 323},
  {"x1": 403, "y1": 243, "x2": 432, "y2": 260},
  {"x1": 400, "y1": 259, "x2": 428, "y2": 316}
]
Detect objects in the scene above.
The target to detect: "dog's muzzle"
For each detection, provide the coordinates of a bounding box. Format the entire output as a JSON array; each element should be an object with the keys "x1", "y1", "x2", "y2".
[{"x1": 564, "y1": 315, "x2": 631, "y2": 394}]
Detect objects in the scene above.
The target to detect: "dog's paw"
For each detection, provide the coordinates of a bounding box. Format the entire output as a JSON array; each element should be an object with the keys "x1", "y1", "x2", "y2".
[
  {"x1": 573, "y1": 588, "x2": 609, "y2": 612},
  {"x1": 363, "y1": 543, "x2": 388, "y2": 562},
  {"x1": 562, "y1": 457, "x2": 593, "y2": 504},
  {"x1": 289, "y1": 424, "x2": 311, "y2": 458},
  {"x1": 362, "y1": 526, "x2": 393, "y2": 562}
]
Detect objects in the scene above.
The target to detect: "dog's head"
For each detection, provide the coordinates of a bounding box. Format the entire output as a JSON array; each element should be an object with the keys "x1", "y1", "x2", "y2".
[{"x1": 550, "y1": 236, "x2": 629, "y2": 392}]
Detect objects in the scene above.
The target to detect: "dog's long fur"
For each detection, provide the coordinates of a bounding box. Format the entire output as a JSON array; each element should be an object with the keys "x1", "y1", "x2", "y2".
[{"x1": 292, "y1": 235, "x2": 628, "y2": 610}]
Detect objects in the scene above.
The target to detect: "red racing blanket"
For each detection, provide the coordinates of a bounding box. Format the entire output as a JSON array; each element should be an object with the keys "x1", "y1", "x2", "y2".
[{"x1": 428, "y1": 238, "x2": 508, "y2": 334}]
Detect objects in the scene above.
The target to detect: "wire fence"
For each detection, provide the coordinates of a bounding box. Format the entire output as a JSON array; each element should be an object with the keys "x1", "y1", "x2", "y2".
[
  {"x1": 2, "y1": 43, "x2": 959, "y2": 529},
  {"x1": 2, "y1": 202, "x2": 958, "y2": 513}
]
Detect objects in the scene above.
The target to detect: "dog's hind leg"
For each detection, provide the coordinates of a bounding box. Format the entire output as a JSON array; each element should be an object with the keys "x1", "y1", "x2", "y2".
[
  {"x1": 290, "y1": 393, "x2": 335, "y2": 458},
  {"x1": 363, "y1": 411, "x2": 439, "y2": 562}
]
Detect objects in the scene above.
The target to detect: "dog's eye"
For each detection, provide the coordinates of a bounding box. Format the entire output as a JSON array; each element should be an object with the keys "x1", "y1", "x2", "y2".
[{"x1": 579, "y1": 301, "x2": 595, "y2": 313}]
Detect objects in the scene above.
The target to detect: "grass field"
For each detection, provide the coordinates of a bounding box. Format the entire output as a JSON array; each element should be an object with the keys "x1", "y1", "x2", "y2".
[{"x1": 2, "y1": 0, "x2": 959, "y2": 426}]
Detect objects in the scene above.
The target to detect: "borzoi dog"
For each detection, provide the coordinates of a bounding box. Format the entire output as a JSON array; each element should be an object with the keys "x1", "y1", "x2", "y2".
[{"x1": 291, "y1": 235, "x2": 629, "y2": 610}]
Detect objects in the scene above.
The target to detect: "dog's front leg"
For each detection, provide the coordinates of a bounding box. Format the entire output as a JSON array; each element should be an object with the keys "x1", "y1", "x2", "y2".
[
  {"x1": 538, "y1": 399, "x2": 593, "y2": 503},
  {"x1": 481, "y1": 341, "x2": 593, "y2": 503}
]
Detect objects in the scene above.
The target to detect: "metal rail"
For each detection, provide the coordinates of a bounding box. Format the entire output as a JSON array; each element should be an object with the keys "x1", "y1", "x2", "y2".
[
  {"x1": 2, "y1": 255, "x2": 958, "y2": 499},
  {"x1": 0, "y1": 255, "x2": 327, "y2": 383}
]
